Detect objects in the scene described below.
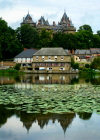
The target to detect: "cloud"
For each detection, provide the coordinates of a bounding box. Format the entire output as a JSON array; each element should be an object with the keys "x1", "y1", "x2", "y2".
[{"x1": 0, "y1": 0, "x2": 100, "y2": 32}]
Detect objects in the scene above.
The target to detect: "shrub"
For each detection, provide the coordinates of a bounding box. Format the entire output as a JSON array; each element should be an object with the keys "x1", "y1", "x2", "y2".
[
  {"x1": 85, "y1": 64, "x2": 90, "y2": 68},
  {"x1": 91, "y1": 57, "x2": 100, "y2": 70},
  {"x1": 14, "y1": 64, "x2": 21, "y2": 70}
]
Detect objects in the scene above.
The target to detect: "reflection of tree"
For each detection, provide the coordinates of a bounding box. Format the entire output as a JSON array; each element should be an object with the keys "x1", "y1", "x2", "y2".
[
  {"x1": 78, "y1": 112, "x2": 92, "y2": 120},
  {"x1": 0, "y1": 105, "x2": 14, "y2": 128},
  {"x1": 90, "y1": 78, "x2": 100, "y2": 85}
]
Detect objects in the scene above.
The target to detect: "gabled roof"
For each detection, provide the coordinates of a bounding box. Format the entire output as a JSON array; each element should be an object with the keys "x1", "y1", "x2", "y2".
[
  {"x1": 33, "y1": 48, "x2": 68, "y2": 56},
  {"x1": 15, "y1": 49, "x2": 38, "y2": 58},
  {"x1": 75, "y1": 49, "x2": 91, "y2": 55}
]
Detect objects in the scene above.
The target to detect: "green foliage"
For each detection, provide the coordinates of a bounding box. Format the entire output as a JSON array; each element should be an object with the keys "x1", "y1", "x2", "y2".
[
  {"x1": 91, "y1": 57, "x2": 100, "y2": 70},
  {"x1": 85, "y1": 64, "x2": 90, "y2": 68},
  {"x1": 16, "y1": 24, "x2": 39, "y2": 49},
  {"x1": 78, "y1": 24, "x2": 93, "y2": 33},
  {"x1": 75, "y1": 30, "x2": 93, "y2": 49},
  {"x1": 97, "y1": 30, "x2": 100, "y2": 36},
  {"x1": 1, "y1": 18, "x2": 100, "y2": 59},
  {"x1": 0, "y1": 18, "x2": 23, "y2": 60},
  {"x1": 14, "y1": 64, "x2": 21, "y2": 70},
  {"x1": 38, "y1": 29, "x2": 52, "y2": 48},
  {"x1": 52, "y1": 32, "x2": 77, "y2": 49}
]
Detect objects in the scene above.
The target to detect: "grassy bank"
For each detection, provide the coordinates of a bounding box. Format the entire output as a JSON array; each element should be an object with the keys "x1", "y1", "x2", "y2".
[
  {"x1": 0, "y1": 69, "x2": 24, "y2": 76},
  {"x1": 79, "y1": 68, "x2": 100, "y2": 78}
]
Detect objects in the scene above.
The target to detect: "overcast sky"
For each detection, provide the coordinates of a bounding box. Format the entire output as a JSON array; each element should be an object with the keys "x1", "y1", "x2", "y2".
[{"x1": 0, "y1": 0, "x2": 100, "y2": 32}]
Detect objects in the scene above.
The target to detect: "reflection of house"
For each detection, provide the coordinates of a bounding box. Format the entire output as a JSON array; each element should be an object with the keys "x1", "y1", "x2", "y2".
[
  {"x1": 33, "y1": 48, "x2": 71, "y2": 73},
  {"x1": 21, "y1": 12, "x2": 76, "y2": 34}
]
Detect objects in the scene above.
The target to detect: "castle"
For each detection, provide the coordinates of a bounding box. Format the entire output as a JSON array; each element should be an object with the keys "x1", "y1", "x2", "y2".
[{"x1": 21, "y1": 11, "x2": 76, "y2": 33}]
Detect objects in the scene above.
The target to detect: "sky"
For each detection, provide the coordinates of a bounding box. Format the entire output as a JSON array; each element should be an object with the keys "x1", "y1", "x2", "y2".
[{"x1": 0, "y1": 0, "x2": 100, "y2": 33}]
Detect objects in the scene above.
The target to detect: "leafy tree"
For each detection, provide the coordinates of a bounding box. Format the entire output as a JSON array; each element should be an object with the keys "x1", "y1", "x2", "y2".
[
  {"x1": 16, "y1": 24, "x2": 39, "y2": 49},
  {"x1": 52, "y1": 32, "x2": 77, "y2": 49},
  {"x1": 14, "y1": 63, "x2": 21, "y2": 70},
  {"x1": 92, "y1": 34, "x2": 100, "y2": 48},
  {"x1": 38, "y1": 29, "x2": 52, "y2": 48},
  {"x1": 85, "y1": 64, "x2": 90, "y2": 68},
  {"x1": 91, "y1": 57, "x2": 100, "y2": 69},
  {"x1": 0, "y1": 19, "x2": 23, "y2": 60},
  {"x1": 75, "y1": 31, "x2": 93, "y2": 49},
  {"x1": 78, "y1": 24, "x2": 93, "y2": 33},
  {"x1": 97, "y1": 30, "x2": 100, "y2": 36}
]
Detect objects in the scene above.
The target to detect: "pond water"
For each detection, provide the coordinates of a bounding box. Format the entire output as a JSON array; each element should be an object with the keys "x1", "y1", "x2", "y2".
[{"x1": 0, "y1": 74, "x2": 100, "y2": 140}]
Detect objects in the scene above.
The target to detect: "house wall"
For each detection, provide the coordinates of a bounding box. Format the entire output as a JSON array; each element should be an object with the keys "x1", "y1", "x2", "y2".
[
  {"x1": 32, "y1": 55, "x2": 71, "y2": 73},
  {"x1": 32, "y1": 62, "x2": 71, "y2": 71},
  {"x1": 33, "y1": 55, "x2": 71, "y2": 63},
  {"x1": 14, "y1": 58, "x2": 33, "y2": 63}
]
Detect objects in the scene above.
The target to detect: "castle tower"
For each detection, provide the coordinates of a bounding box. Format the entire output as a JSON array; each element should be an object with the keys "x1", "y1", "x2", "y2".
[
  {"x1": 21, "y1": 12, "x2": 36, "y2": 27},
  {"x1": 58, "y1": 11, "x2": 76, "y2": 33}
]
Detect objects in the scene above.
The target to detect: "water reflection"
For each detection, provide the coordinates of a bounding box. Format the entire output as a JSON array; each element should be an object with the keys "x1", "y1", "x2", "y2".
[
  {"x1": 1, "y1": 105, "x2": 100, "y2": 140},
  {"x1": 0, "y1": 105, "x2": 92, "y2": 133},
  {"x1": 0, "y1": 105, "x2": 76, "y2": 133},
  {"x1": 0, "y1": 74, "x2": 100, "y2": 86}
]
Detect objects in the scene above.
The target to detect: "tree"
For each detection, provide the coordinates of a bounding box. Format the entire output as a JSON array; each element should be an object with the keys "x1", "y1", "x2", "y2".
[
  {"x1": 97, "y1": 30, "x2": 100, "y2": 36},
  {"x1": 0, "y1": 18, "x2": 23, "y2": 60},
  {"x1": 16, "y1": 24, "x2": 39, "y2": 49},
  {"x1": 91, "y1": 57, "x2": 100, "y2": 70},
  {"x1": 52, "y1": 32, "x2": 77, "y2": 49},
  {"x1": 93, "y1": 34, "x2": 100, "y2": 48},
  {"x1": 75, "y1": 30, "x2": 93, "y2": 49},
  {"x1": 38, "y1": 29, "x2": 52, "y2": 48},
  {"x1": 78, "y1": 24, "x2": 93, "y2": 33}
]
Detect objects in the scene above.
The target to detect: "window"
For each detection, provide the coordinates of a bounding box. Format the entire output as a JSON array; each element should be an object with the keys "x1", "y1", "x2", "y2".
[
  {"x1": 61, "y1": 56, "x2": 64, "y2": 60},
  {"x1": 48, "y1": 56, "x2": 51, "y2": 60},
  {"x1": 36, "y1": 56, "x2": 38, "y2": 60},
  {"x1": 47, "y1": 67, "x2": 52, "y2": 70},
  {"x1": 42, "y1": 56, "x2": 45, "y2": 60},
  {"x1": 60, "y1": 68, "x2": 65, "y2": 70},
  {"x1": 49, "y1": 68, "x2": 52, "y2": 70},
  {"x1": 55, "y1": 56, "x2": 57, "y2": 60}
]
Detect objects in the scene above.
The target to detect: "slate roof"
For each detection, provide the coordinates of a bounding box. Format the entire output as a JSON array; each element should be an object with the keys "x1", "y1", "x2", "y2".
[
  {"x1": 33, "y1": 48, "x2": 69, "y2": 56},
  {"x1": 75, "y1": 49, "x2": 91, "y2": 55},
  {"x1": 90, "y1": 48, "x2": 100, "y2": 54},
  {"x1": 15, "y1": 49, "x2": 38, "y2": 58}
]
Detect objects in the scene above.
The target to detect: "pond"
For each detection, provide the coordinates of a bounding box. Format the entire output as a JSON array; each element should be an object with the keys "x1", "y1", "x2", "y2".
[{"x1": 0, "y1": 74, "x2": 100, "y2": 140}]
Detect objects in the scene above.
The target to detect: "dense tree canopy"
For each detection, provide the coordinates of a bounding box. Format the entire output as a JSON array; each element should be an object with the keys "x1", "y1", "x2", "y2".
[
  {"x1": 16, "y1": 24, "x2": 39, "y2": 49},
  {"x1": 0, "y1": 19, "x2": 23, "y2": 60},
  {"x1": 0, "y1": 18, "x2": 100, "y2": 60},
  {"x1": 78, "y1": 24, "x2": 93, "y2": 33}
]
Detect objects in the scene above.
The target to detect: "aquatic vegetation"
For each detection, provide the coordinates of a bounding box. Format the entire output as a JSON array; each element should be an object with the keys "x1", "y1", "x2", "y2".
[{"x1": 0, "y1": 85, "x2": 100, "y2": 114}]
